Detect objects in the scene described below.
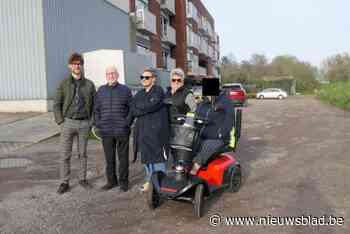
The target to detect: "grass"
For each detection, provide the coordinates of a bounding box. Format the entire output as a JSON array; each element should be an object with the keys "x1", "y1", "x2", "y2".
[{"x1": 317, "y1": 82, "x2": 350, "y2": 110}]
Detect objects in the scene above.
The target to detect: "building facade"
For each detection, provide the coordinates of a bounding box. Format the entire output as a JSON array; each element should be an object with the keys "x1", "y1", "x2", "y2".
[
  {"x1": 0, "y1": 0, "x2": 220, "y2": 112},
  {"x1": 127, "y1": 0, "x2": 221, "y2": 81}
]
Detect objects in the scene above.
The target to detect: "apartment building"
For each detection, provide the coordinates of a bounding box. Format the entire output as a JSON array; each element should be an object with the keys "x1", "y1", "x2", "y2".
[{"x1": 128, "y1": 0, "x2": 220, "y2": 81}]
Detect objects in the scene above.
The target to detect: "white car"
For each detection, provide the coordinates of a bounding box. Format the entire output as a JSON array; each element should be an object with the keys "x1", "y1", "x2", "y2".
[{"x1": 256, "y1": 88, "x2": 288, "y2": 100}]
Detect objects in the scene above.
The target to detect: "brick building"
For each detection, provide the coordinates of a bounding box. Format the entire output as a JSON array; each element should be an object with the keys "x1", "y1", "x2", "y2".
[{"x1": 128, "y1": 0, "x2": 220, "y2": 81}]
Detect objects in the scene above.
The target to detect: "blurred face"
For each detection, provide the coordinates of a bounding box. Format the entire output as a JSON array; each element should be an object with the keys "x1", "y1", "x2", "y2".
[
  {"x1": 69, "y1": 60, "x2": 82, "y2": 77},
  {"x1": 170, "y1": 74, "x2": 184, "y2": 92},
  {"x1": 140, "y1": 71, "x2": 155, "y2": 89},
  {"x1": 106, "y1": 67, "x2": 119, "y2": 86}
]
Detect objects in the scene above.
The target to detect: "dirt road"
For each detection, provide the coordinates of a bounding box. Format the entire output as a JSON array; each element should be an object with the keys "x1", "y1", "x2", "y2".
[{"x1": 0, "y1": 96, "x2": 349, "y2": 234}]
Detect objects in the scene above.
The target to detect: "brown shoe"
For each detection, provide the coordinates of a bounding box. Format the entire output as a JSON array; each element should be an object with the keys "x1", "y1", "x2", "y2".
[
  {"x1": 101, "y1": 183, "x2": 118, "y2": 191},
  {"x1": 189, "y1": 163, "x2": 201, "y2": 175}
]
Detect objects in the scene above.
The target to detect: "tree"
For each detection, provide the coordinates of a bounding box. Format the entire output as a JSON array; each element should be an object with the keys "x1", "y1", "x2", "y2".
[
  {"x1": 321, "y1": 53, "x2": 350, "y2": 82},
  {"x1": 249, "y1": 54, "x2": 268, "y2": 79}
]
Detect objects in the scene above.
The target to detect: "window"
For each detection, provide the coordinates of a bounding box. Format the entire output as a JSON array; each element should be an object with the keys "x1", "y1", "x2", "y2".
[
  {"x1": 162, "y1": 49, "x2": 170, "y2": 70},
  {"x1": 187, "y1": 50, "x2": 194, "y2": 70},
  {"x1": 136, "y1": 0, "x2": 149, "y2": 10},
  {"x1": 160, "y1": 15, "x2": 169, "y2": 37}
]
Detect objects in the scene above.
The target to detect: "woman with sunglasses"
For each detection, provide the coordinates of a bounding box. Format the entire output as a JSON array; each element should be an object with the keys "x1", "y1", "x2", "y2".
[
  {"x1": 165, "y1": 68, "x2": 197, "y2": 122},
  {"x1": 128, "y1": 68, "x2": 169, "y2": 192}
]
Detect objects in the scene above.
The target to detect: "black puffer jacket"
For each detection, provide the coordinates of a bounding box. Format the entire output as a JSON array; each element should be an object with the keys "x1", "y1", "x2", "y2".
[{"x1": 94, "y1": 83, "x2": 132, "y2": 137}]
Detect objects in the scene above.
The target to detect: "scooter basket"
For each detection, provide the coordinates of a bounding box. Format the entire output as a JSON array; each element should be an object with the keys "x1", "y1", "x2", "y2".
[{"x1": 169, "y1": 124, "x2": 198, "y2": 149}]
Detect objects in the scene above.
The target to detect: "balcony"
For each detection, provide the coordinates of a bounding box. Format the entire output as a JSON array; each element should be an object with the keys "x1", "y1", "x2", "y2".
[
  {"x1": 198, "y1": 17, "x2": 208, "y2": 35},
  {"x1": 187, "y1": 30, "x2": 199, "y2": 49},
  {"x1": 164, "y1": 57, "x2": 176, "y2": 71},
  {"x1": 161, "y1": 0, "x2": 175, "y2": 15},
  {"x1": 186, "y1": 1, "x2": 197, "y2": 22},
  {"x1": 161, "y1": 25, "x2": 176, "y2": 45},
  {"x1": 212, "y1": 50, "x2": 218, "y2": 63},
  {"x1": 208, "y1": 45, "x2": 214, "y2": 59},
  {"x1": 187, "y1": 55, "x2": 199, "y2": 75},
  {"x1": 198, "y1": 66, "x2": 207, "y2": 76},
  {"x1": 199, "y1": 38, "x2": 208, "y2": 56},
  {"x1": 136, "y1": 8, "x2": 157, "y2": 35}
]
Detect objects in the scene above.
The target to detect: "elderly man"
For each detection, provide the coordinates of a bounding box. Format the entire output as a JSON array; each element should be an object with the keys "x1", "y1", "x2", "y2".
[
  {"x1": 165, "y1": 68, "x2": 196, "y2": 122},
  {"x1": 94, "y1": 65, "x2": 132, "y2": 192},
  {"x1": 54, "y1": 53, "x2": 96, "y2": 194}
]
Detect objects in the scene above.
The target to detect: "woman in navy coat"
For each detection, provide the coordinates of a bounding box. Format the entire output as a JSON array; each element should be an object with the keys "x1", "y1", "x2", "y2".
[{"x1": 128, "y1": 68, "x2": 169, "y2": 192}]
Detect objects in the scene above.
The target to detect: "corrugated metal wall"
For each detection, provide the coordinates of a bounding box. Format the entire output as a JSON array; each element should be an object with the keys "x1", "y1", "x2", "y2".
[
  {"x1": 43, "y1": 0, "x2": 130, "y2": 98},
  {"x1": 0, "y1": 0, "x2": 47, "y2": 100}
]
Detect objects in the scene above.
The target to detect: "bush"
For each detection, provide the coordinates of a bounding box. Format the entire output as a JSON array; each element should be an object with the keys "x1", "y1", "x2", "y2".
[
  {"x1": 246, "y1": 93, "x2": 257, "y2": 99},
  {"x1": 317, "y1": 82, "x2": 350, "y2": 110}
]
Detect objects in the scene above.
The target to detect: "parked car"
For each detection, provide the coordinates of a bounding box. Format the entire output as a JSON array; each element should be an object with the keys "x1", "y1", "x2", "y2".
[
  {"x1": 256, "y1": 88, "x2": 288, "y2": 100},
  {"x1": 222, "y1": 83, "x2": 247, "y2": 106}
]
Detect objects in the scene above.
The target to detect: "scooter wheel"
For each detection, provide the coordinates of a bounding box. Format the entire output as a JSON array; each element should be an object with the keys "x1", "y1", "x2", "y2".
[
  {"x1": 193, "y1": 184, "x2": 204, "y2": 218},
  {"x1": 147, "y1": 182, "x2": 160, "y2": 209},
  {"x1": 229, "y1": 167, "x2": 241, "y2": 193}
]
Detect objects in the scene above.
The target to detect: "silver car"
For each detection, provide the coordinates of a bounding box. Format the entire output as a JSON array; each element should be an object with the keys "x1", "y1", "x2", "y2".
[{"x1": 256, "y1": 88, "x2": 288, "y2": 100}]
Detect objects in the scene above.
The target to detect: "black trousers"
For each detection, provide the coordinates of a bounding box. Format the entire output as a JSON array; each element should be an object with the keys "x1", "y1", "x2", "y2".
[
  {"x1": 102, "y1": 136, "x2": 129, "y2": 185},
  {"x1": 193, "y1": 139, "x2": 225, "y2": 166}
]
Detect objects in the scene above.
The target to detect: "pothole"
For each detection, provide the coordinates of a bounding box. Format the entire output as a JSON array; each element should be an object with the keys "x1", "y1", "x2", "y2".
[{"x1": 0, "y1": 158, "x2": 32, "y2": 169}]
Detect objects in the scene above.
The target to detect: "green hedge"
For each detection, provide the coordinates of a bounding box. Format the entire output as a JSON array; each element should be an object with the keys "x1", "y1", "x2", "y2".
[{"x1": 317, "y1": 82, "x2": 350, "y2": 110}]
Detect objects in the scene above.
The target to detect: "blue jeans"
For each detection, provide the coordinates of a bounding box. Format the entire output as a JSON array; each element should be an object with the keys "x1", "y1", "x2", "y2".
[{"x1": 144, "y1": 163, "x2": 166, "y2": 182}]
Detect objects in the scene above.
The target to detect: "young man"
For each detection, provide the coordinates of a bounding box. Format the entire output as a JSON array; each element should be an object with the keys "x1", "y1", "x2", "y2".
[
  {"x1": 94, "y1": 65, "x2": 132, "y2": 192},
  {"x1": 54, "y1": 53, "x2": 96, "y2": 194},
  {"x1": 129, "y1": 68, "x2": 169, "y2": 192}
]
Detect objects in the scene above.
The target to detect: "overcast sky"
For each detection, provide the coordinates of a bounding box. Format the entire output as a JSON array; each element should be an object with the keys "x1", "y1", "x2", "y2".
[{"x1": 202, "y1": 0, "x2": 350, "y2": 66}]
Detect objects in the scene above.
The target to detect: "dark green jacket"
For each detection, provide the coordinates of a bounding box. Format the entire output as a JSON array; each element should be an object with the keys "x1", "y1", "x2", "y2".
[{"x1": 53, "y1": 75, "x2": 96, "y2": 124}]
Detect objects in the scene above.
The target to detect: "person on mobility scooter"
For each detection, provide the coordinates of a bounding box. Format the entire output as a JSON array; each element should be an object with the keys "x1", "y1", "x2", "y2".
[{"x1": 147, "y1": 78, "x2": 242, "y2": 218}]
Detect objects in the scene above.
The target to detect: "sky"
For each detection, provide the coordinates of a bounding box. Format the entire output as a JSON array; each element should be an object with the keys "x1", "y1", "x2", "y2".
[{"x1": 202, "y1": 0, "x2": 350, "y2": 67}]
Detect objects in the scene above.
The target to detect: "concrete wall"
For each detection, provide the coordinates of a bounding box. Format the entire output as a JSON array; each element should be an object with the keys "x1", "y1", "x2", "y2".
[
  {"x1": 42, "y1": 0, "x2": 130, "y2": 98},
  {"x1": 0, "y1": 0, "x2": 47, "y2": 100}
]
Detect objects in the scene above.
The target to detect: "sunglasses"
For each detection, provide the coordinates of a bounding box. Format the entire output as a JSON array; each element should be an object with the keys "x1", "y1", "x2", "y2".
[
  {"x1": 171, "y1": 78, "x2": 183, "y2": 83},
  {"x1": 71, "y1": 63, "x2": 81, "y2": 66},
  {"x1": 140, "y1": 75, "x2": 153, "y2": 80}
]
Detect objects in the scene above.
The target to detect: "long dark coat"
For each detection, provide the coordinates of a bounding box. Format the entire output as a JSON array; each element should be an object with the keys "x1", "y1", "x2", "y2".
[{"x1": 130, "y1": 85, "x2": 169, "y2": 164}]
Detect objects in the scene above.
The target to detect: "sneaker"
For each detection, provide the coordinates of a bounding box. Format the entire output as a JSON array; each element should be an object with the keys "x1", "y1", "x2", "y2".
[
  {"x1": 101, "y1": 183, "x2": 118, "y2": 191},
  {"x1": 78, "y1": 180, "x2": 92, "y2": 189},
  {"x1": 139, "y1": 182, "x2": 150, "y2": 192},
  {"x1": 57, "y1": 183, "x2": 69, "y2": 194}
]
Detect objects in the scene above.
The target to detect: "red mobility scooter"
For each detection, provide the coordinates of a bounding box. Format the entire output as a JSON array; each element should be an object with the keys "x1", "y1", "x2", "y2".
[{"x1": 147, "y1": 79, "x2": 242, "y2": 218}]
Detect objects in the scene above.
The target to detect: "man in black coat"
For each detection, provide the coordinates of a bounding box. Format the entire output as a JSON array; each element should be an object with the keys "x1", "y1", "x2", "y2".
[
  {"x1": 128, "y1": 68, "x2": 169, "y2": 192},
  {"x1": 94, "y1": 65, "x2": 132, "y2": 192}
]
